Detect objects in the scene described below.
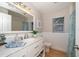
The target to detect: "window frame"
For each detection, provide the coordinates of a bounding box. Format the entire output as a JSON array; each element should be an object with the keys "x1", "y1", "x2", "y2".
[{"x1": 52, "y1": 16, "x2": 64, "y2": 33}]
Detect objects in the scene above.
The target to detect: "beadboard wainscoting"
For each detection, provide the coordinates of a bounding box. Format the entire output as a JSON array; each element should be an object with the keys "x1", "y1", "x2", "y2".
[{"x1": 42, "y1": 32, "x2": 69, "y2": 52}]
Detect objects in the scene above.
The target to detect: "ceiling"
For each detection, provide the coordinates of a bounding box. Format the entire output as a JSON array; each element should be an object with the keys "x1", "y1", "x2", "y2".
[{"x1": 24, "y1": 2, "x2": 71, "y2": 14}]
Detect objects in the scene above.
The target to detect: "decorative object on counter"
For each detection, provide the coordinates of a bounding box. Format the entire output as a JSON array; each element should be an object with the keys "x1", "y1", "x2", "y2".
[
  {"x1": 31, "y1": 30, "x2": 38, "y2": 37},
  {"x1": 5, "y1": 41, "x2": 26, "y2": 48},
  {"x1": 4, "y1": 34, "x2": 26, "y2": 48},
  {"x1": 0, "y1": 34, "x2": 6, "y2": 46}
]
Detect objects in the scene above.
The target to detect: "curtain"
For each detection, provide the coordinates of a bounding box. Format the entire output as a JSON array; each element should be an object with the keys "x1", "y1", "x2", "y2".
[{"x1": 67, "y1": 10, "x2": 76, "y2": 57}]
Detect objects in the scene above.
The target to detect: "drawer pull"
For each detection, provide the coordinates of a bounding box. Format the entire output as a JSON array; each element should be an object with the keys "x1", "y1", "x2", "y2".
[
  {"x1": 22, "y1": 55, "x2": 25, "y2": 57},
  {"x1": 34, "y1": 51, "x2": 39, "y2": 56},
  {"x1": 35, "y1": 45, "x2": 39, "y2": 49}
]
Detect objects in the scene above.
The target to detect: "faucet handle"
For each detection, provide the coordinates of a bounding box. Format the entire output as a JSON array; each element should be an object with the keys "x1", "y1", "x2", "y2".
[
  {"x1": 20, "y1": 36, "x2": 23, "y2": 40},
  {"x1": 24, "y1": 34, "x2": 26, "y2": 39}
]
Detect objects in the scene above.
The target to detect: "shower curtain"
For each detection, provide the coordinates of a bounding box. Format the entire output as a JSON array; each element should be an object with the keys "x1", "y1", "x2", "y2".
[{"x1": 67, "y1": 10, "x2": 76, "y2": 57}]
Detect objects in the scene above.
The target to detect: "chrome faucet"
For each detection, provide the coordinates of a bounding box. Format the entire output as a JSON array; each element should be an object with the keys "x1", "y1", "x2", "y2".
[
  {"x1": 15, "y1": 34, "x2": 19, "y2": 41},
  {"x1": 24, "y1": 34, "x2": 28, "y2": 39}
]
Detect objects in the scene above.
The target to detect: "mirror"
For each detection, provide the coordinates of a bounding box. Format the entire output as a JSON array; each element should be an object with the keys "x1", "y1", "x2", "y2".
[
  {"x1": 0, "y1": 5, "x2": 34, "y2": 32},
  {"x1": 8, "y1": 10, "x2": 33, "y2": 31}
]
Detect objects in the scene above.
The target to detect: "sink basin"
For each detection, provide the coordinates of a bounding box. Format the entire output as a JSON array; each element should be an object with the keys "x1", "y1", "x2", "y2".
[{"x1": 5, "y1": 41, "x2": 26, "y2": 48}]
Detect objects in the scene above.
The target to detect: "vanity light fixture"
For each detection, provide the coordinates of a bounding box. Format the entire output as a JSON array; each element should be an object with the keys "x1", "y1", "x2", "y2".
[
  {"x1": 13, "y1": 2, "x2": 18, "y2": 5},
  {"x1": 23, "y1": 5, "x2": 27, "y2": 8},
  {"x1": 20, "y1": 2, "x2": 24, "y2": 6},
  {"x1": 10, "y1": 2, "x2": 33, "y2": 16},
  {"x1": 13, "y1": 2, "x2": 31, "y2": 11},
  {"x1": 28, "y1": 8, "x2": 31, "y2": 10},
  {"x1": 23, "y1": 13, "x2": 27, "y2": 15},
  {"x1": 53, "y1": 2, "x2": 57, "y2": 4}
]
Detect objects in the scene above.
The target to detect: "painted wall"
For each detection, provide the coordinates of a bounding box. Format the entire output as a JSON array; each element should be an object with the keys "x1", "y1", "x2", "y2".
[
  {"x1": 42, "y1": 6, "x2": 70, "y2": 32},
  {"x1": 76, "y1": 2, "x2": 79, "y2": 56},
  {"x1": 41, "y1": 3, "x2": 74, "y2": 52},
  {"x1": 76, "y1": 2, "x2": 79, "y2": 48}
]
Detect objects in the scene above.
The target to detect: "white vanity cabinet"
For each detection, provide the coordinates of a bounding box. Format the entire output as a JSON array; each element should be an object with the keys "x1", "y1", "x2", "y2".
[
  {"x1": 7, "y1": 38, "x2": 44, "y2": 57},
  {"x1": 0, "y1": 12, "x2": 11, "y2": 32}
]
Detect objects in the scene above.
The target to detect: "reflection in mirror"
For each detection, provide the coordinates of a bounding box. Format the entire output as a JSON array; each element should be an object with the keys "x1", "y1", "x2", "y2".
[{"x1": 8, "y1": 10, "x2": 33, "y2": 31}]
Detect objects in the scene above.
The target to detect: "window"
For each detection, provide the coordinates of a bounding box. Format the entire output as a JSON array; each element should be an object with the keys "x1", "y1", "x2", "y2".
[{"x1": 53, "y1": 17, "x2": 64, "y2": 32}]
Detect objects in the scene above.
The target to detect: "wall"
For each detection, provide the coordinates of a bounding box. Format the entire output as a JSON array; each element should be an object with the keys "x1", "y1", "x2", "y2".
[
  {"x1": 76, "y1": 2, "x2": 79, "y2": 56},
  {"x1": 42, "y1": 6, "x2": 70, "y2": 32},
  {"x1": 41, "y1": 3, "x2": 74, "y2": 52},
  {"x1": 76, "y1": 3, "x2": 79, "y2": 46}
]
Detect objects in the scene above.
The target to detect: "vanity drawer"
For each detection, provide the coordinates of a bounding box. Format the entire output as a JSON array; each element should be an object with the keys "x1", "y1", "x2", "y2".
[
  {"x1": 35, "y1": 40, "x2": 44, "y2": 51},
  {"x1": 38, "y1": 40, "x2": 44, "y2": 48},
  {"x1": 34, "y1": 40, "x2": 43, "y2": 52},
  {"x1": 27, "y1": 40, "x2": 43, "y2": 57},
  {"x1": 34, "y1": 40, "x2": 44, "y2": 56},
  {"x1": 8, "y1": 48, "x2": 27, "y2": 57},
  {"x1": 27, "y1": 43, "x2": 39, "y2": 56}
]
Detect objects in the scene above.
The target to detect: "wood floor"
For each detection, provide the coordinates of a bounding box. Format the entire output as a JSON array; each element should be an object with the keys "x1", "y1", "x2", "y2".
[{"x1": 45, "y1": 48, "x2": 66, "y2": 57}]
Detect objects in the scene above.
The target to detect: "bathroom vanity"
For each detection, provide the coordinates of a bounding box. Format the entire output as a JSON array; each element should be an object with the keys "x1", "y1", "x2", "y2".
[
  {"x1": 0, "y1": 2, "x2": 43, "y2": 57},
  {"x1": 0, "y1": 37, "x2": 44, "y2": 57}
]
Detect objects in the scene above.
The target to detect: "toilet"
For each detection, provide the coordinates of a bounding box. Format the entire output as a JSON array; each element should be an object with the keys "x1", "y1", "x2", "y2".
[{"x1": 44, "y1": 41, "x2": 52, "y2": 53}]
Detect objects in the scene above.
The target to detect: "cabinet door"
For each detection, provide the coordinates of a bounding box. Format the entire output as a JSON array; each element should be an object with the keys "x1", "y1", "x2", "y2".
[
  {"x1": 2, "y1": 14, "x2": 11, "y2": 32},
  {"x1": 8, "y1": 48, "x2": 27, "y2": 57},
  {"x1": 27, "y1": 45, "x2": 35, "y2": 57},
  {"x1": 38, "y1": 40, "x2": 44, "y2": 50},
  {"x1": 0, "y1": 14, "x2": 3, "y2": 32},
  {"x1": 27, "y1": 40, "x2": 44, "y2": 57}
]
